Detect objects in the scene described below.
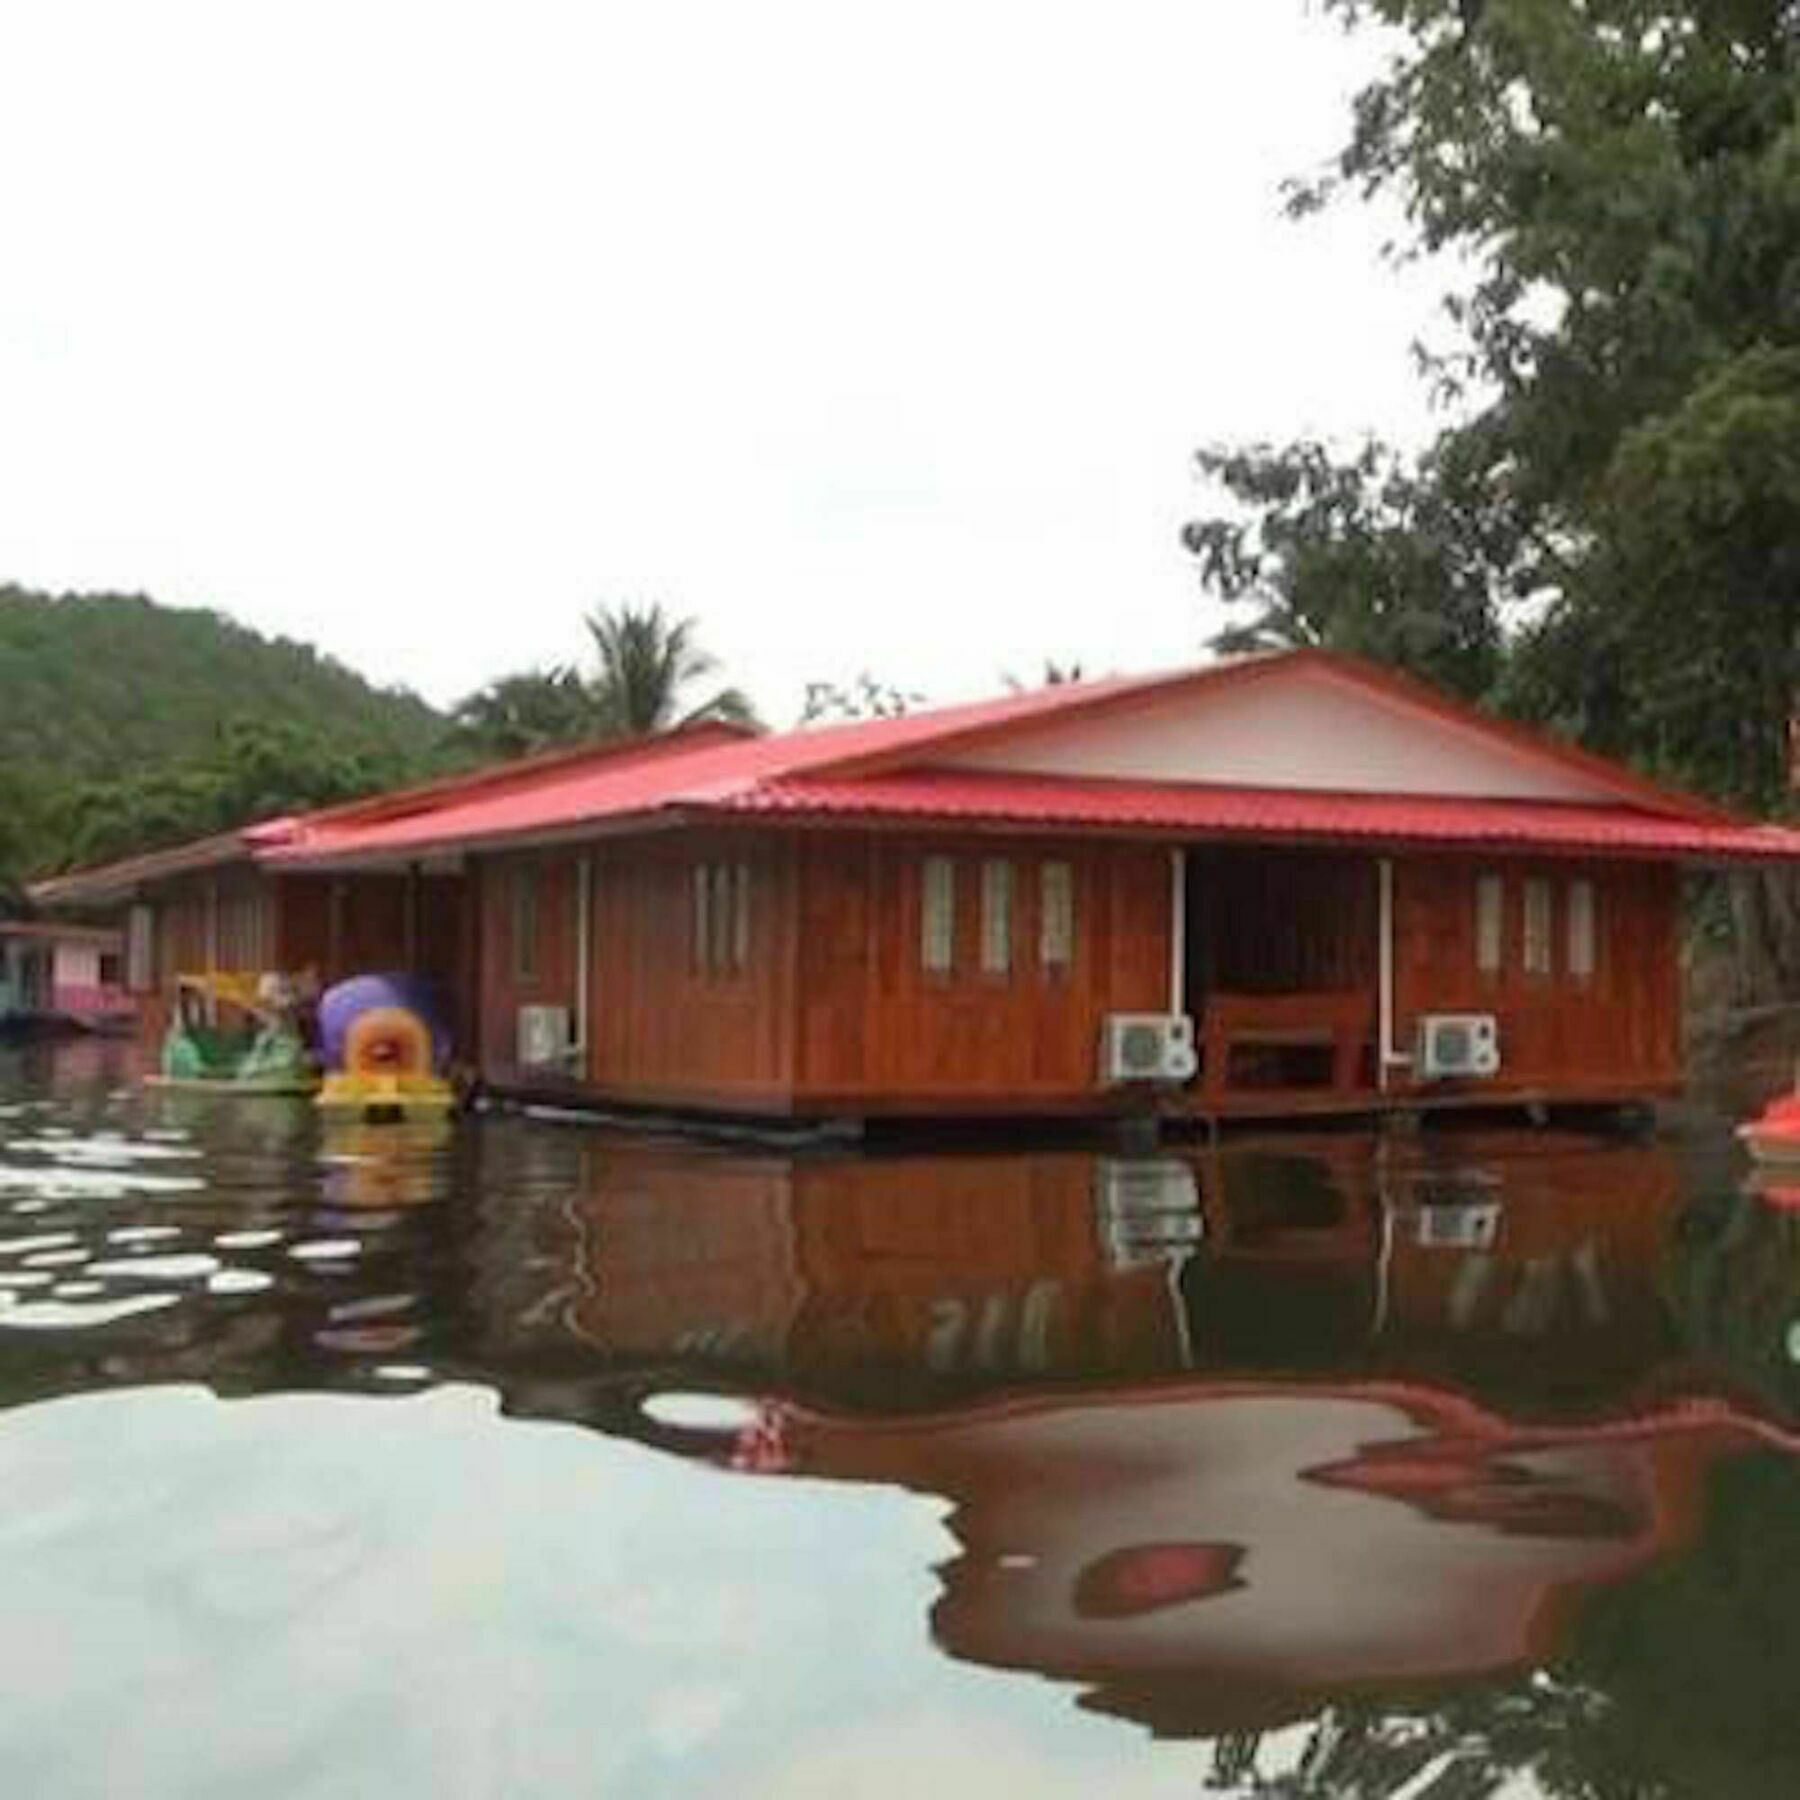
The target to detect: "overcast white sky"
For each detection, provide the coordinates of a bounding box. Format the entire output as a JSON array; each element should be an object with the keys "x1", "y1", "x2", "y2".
[{"x1": 0, "y1": 1, "x2": 1443, "y2": 725}]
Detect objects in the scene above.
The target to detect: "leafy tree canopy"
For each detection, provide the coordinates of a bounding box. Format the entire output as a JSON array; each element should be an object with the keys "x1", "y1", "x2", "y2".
[
  {"x1": 0, "y1": 587, "x2": 448, "y2": 877},
  {"x1": 448, "y1": 603, "x2": 756, "y2": 758},
  {"x1": 1187, "y1": 0, "x2": 1800, "y2": 810},
  {"x1": 584, "y1": 602, "x2": 756, "y2": 735}
]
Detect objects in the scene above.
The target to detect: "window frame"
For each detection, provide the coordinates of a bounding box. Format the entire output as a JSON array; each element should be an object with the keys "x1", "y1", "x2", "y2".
[
  {"x1": 979, "y1": 858, "x2": 1014, "y2": 978},
  {"x1": 1567, "y1": 876, "x2": 1598, "y2": 982},
  {"x1": 920, "y1": 855, "x2": 956, "y2": 977},
  {"x1": 1039, "y1": 859, "x2": 1075, "y2": 976},
  {"x1": 1475, "y1": 872, "x2": 1504, "y2": 977},
  {"x1": 1522, "y1": 875, "x2": 1554, "y2": 978},
  {"x1": 691, "y1": 858, "x2": 754, "y2": 980}
]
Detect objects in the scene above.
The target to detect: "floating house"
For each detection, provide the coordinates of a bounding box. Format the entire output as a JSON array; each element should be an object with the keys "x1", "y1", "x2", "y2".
[
  {"x1": 32, "y1": 648, "x2": 1800, "y2": 1122},
  {"x1": 0, "y1": 920, "x2": 132, "y2": 1034}
]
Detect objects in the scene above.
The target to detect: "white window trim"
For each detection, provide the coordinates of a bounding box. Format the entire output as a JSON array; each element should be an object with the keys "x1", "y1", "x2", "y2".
[
  {"x1": 980, "y1": 859, "x2": 1013, "y2": 976},
  {"x1": 921, "y1": 856, "x2": 956, "y2": 975}
]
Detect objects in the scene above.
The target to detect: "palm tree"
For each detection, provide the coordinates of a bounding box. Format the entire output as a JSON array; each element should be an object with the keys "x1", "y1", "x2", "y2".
[{"x1": 584, "y1": 603, "x2": 756, "y2": 735}]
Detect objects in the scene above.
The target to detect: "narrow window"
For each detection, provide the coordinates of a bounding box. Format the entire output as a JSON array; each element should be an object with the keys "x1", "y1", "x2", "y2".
[
  {"x1": 1522, "y1": 877, "x2": 1553, "y2": 976},
  {"x1": 126, "y1": 904, "x2": 156, "y2": 994},
  {"x1": 980, "y1": 859, "x2": 1014, "y2": 975},
  {"x1": 732, "y1": 862, "x2": 752, "y2": 973},
  {"x1": 98, "y1": 952, "x2": 122, "y2": 990},
  {"x1": 709, "y1": 862, "x2": 734, "y2": 973},
  {"x1": 1568, "y1": 878, "x2": 1597, "y2": 981},
  {"x1": 691, "y1": 862, "x2": 711, "y2": 974},
  {"x1": 1040, "y1": 860, "x2": 1074, "y2": 972},
  {"x1": 921, "y1": 856, "x2": 956, "y2": 974},
  {"x1": 512, "y1": 866, "x2": 539, "y2": 983},
  {"x1": 1475, "y1": 873, "x2": 1504, "y2": 976}
]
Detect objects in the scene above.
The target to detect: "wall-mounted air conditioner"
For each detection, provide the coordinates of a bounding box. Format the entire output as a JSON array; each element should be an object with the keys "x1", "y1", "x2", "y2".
[
  {"x1": 1414, "y1": 1013, "x2": 1501, "y2": 1080},
  {"x1": 517, "y1": 1004, "x2": 573, "y2": 1068},
  {"x1": 1100, "y1": 1013, "x2": 1199, "y2": 1085}
]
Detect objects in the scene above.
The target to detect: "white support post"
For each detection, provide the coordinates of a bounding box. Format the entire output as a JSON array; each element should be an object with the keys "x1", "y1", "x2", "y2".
[
  {"x1": 1169, "y1": 847, "x2": 1188, "y2": 1017},
  {"x1": 571, "y1": 853, "x2": 592, "y2": 1065},
  {"x1": 1378, "y1": 856, "x2": 1413, "y2": 1088}
]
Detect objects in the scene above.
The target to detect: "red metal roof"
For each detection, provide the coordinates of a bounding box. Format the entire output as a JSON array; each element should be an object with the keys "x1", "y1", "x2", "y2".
[
  {"x1": 263, "y1": 674, "x2": 1175, "y2": 865},
  {"x1": 39, "y1": 650, "x2": 1800, "y2": 886},
  {"x1": 697, "y1": 772, "x2": 1800, "y2": 862}
]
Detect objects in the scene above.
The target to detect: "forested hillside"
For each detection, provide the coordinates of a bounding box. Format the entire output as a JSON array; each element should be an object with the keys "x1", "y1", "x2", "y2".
[{"x1": 0, "y1": 586, "x2": 450, "y2": 883}]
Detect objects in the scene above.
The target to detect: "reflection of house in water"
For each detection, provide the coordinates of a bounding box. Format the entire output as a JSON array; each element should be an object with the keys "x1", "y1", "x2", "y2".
[
  {"x1": 467, "y1": 1130, "x2": 1690, "y2": 1407},
  {"x1": 692, "y1": 1378, "x2": 1793, "y2": 1738},
  {"x1": 470, "y1": 1145, "x2": 1201, "y2": 1401},
  {"x1": 462, "y1": 1127, "x2": 1800, "y2": 1738}
]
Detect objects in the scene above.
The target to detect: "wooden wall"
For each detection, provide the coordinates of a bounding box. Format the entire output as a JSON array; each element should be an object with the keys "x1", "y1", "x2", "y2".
[
  {"x1": 134, "y1": 866, "x2": 473, "y2": 1054},
  {"x1": 474, "y1": 834, "x2": 798, "y2": 1108},
  {"x1": 465, "y1": 830, "x2": 1681, "y2": 1117},
  {"x1": 134, "y1": 868, "x2": 276, "y2": 1051},
  {"x1": 1392, "y1": 855, "x2": 1680, "y2": 1097},
  {"x1": 791, "y1": 833, "x2": 1170, "y2": 1112},
  {"x1": 273, "y1": 871, "x2": 467, "y2": 994}
]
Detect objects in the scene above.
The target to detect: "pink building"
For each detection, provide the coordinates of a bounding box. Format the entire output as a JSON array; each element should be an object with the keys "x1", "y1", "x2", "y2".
[{"x1": 0, "y1": 922, "x2": 133, "y2": 1032}]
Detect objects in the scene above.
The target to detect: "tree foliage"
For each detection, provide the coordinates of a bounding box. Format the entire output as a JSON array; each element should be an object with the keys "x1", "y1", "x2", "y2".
[
  {"x1": 1187, "y1": 0, "x2": 1800, "y2": 809},
  {"x1": 584, "y1": 602, "x2": 755, "y2": 735},
  {"x1": 1184, "y1": 440, "x2": 1505, "y2": 699},
  {"x1": 446, "y1": 667, "x2": 597, "y2": 761},
  {"x1": 0, "y1": 587, "x2": 448, "y2": 877},
  {"x1": 449, "y1": 603, "x2": 756, "y2": 758}
]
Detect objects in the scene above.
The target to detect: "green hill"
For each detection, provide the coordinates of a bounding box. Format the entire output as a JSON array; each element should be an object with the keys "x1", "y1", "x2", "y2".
[{"x1": 0, "y1": 586, "x2": 451, "y2": 880}]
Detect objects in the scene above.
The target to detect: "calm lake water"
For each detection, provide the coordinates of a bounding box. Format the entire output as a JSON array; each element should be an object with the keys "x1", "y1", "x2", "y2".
[{"x1": 4, "y1": 1039, "x2": 1800, "y2": 1797}]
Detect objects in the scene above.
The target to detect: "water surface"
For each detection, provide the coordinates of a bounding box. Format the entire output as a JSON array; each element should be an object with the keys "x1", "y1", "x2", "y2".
[{"x1": 2, "y1": 1037, "x2": 1798, "y2": 1797}]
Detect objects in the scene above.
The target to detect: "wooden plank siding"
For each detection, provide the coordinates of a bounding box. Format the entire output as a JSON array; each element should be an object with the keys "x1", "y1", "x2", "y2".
[
  {"x1": 133, "y1": 866, "x2": 474, "y2": 1058},
  {"x1": 791, "y1": 834, "x2": 1169, "y2": 1113},
  {"x1": 461, "y1": 831, "x2": 1682, "y2": 1120},
  {"x1": 1390, "y1": 855, "x2": 1680, "y2": 1100},
  {"x1": 473, "y1": 834, "x2": 799, "y2": 1109}
]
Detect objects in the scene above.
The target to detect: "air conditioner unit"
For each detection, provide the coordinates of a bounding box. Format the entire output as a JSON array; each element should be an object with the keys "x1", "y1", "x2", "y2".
[
  {"x1": 1096, "y1": 1158, "x2": 1203, "y2": 1268},
  {"x1": 1414, "y1": 1013, "x2": 1501, "y2": 1080},
  {"x1": 1100, "y1": 1013, "x2": 1199, "y2": 1085},
  {"x1": 516, "y1": 1004, "x2": 573, "y2": 1068}
]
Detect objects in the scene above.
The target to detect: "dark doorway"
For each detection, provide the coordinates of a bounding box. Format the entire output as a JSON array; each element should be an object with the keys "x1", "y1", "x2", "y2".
[{"x1": 1183, "y1": 848, "x2": 1379, "y2": 1097}]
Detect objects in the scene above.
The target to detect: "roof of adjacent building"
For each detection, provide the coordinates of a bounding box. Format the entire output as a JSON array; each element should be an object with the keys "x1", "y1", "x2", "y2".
[{"x1": 30, "y1": 649, "x2": 1800, "y2": 901}]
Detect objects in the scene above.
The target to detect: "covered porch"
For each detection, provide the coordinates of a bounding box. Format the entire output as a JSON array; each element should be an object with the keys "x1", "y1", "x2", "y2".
[{"x1": 1175, "y1": 846, "x2": 1386, "y2": 1113}]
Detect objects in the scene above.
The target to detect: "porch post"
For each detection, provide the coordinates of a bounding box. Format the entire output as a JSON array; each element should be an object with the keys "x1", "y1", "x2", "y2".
[
  {"x1": 1169, "y1": 847, "x2": 1188, "y2": 1016},
  {"x1": 1378, "y1": 856, "x2": 1410, "y2": 1091}
]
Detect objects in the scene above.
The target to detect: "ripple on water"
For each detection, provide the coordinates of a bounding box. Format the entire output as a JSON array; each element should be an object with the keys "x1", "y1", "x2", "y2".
[
  {"x1": 0, "y1": 1234, "x2": 80, "y2": 1257},
  {"x1": 289, "y1": 1239, "x2": 362, "y2": 1263},
  {"x1": 207, "y1": 1269, "x2": 275, "y2": 1297},
  {"x1": 0, "y1": 1166, "x2": 205, "y2": 1199},
  {"x1": 85, "y1": 1254, "x2": 221, "y2": 1283},
  {"x1": 0, "y1": 1293, "x2": 181, "y2": 1330},
  {"x1": 213, "y1": 1229, "x2": 283, "y2": 1250},
  {"x1": 2, "y1": 1137, "x2": 201, "y2": 1163},
  {"x1": 22, "y1": 1249, "x2": 90, "y2": 1270}
]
